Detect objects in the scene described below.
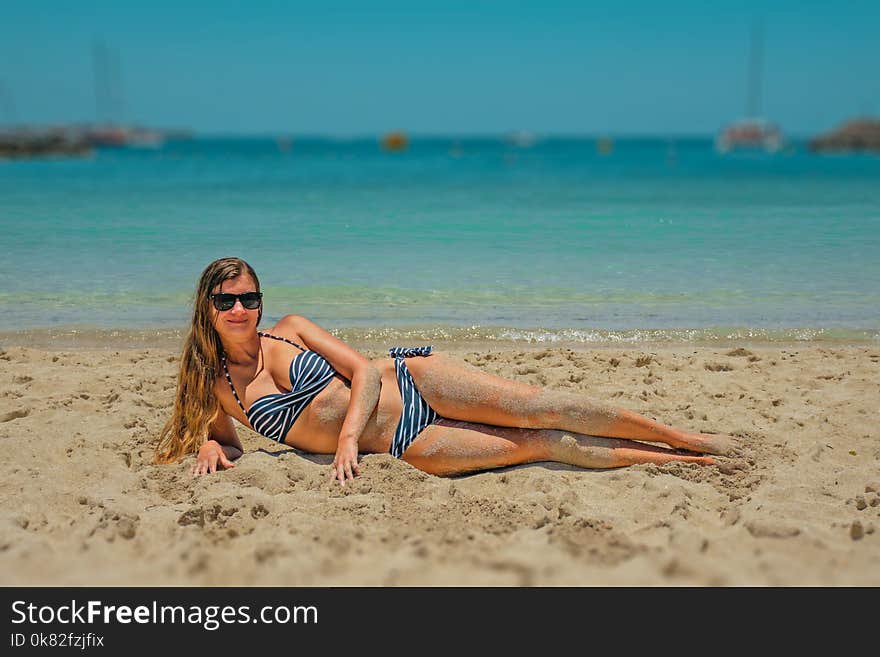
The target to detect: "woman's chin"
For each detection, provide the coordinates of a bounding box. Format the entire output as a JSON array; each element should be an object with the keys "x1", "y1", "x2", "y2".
[{"x1": 219, "y1": 320, "x2": 253, "y2": 334}]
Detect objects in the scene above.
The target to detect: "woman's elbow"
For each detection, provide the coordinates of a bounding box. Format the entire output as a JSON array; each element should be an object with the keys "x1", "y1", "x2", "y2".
[{"x1": 356, "y1": 363, "x2": 383, "y2": 388}]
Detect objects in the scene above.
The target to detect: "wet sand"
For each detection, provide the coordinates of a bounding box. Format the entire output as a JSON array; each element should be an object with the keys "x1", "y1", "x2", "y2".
[{"x1": 1, "y1": 338, "x2": 878, "y2": 585}]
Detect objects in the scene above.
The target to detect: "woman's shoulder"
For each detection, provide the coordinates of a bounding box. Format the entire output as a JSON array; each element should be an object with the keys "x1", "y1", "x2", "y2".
[
  {"x1": 260, "y1": 315, "x2": 309, "y2": 345},
  {"x1": 263, "y1": 314, "x2": 308, "y2": 344},
  {"x1": 271, "y1": 314, "x2": 307, "y2": 331}
]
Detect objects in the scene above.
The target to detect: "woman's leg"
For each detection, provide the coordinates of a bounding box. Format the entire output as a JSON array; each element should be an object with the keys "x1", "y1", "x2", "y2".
[
  {"x1": 404, "y1": 352, "x2": 735, "y2": 455},
  {"x1": 401, "y1": 419, "x2": 714, "y2": 477}
]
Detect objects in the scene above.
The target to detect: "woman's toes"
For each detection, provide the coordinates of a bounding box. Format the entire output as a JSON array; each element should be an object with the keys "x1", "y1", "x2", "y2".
[{"x1": 696, "y1": 433, "x2": 739, "y2": 456}]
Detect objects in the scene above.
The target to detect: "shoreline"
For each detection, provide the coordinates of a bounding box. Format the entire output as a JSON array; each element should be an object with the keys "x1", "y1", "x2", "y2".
[{"x1": 1, "y1": 324, "x2": 878, "y2": 351}]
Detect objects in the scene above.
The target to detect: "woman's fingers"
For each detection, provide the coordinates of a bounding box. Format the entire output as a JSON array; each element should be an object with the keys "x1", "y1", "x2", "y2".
[
  {"x1": 329, "y1": 451, "x2": 361, "y2": 486},
  {"x1": 330, "y1": 462, "x2": 355, "y2": 486},
  {"x1": 193, "y1": 451, "x2": 222, "y2": 477}
]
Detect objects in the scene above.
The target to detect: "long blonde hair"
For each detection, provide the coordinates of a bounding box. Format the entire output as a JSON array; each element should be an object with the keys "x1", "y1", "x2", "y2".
[{"x1": 154, "y1": 257, "x2": 262, "y2": 463}]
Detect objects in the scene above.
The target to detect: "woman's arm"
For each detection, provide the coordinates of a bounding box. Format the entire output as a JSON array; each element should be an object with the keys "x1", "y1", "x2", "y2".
[
  {"x1": 192, "y1": 411, "x2": 243, "y2": 476},
  {"x1": 277, "y1": 315, "x2": 382, "y2": 485}
]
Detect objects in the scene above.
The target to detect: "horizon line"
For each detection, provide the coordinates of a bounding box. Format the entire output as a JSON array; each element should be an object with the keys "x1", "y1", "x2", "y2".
[{"x1": 4, "y1": 121, "x2": 864, "y2": 141}]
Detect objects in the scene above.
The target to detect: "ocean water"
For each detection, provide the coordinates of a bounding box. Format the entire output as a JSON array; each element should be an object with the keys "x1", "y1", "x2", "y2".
[{"x1": 2, "y1": 136, "x2": 879, "y2": 342}]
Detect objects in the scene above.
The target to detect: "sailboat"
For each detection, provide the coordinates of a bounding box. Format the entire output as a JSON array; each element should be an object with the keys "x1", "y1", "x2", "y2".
[
  {"x1": 716, "y1": 22, "x2": 783, "y2": 153},
  {"x1": 88, "y1": 39, "x2": 166, "y2": 149}
]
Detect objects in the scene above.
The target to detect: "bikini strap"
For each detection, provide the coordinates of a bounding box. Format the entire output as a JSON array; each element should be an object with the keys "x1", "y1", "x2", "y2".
[
  {"x1": 220, "y1": 354, "x2": 248, "y2": 415},
  {"x1": 222, "y1": 332, "x2": 306, "y2": 414},
  {"x1": 258, "y1": 331, "x2": 306, "y2": 351}
]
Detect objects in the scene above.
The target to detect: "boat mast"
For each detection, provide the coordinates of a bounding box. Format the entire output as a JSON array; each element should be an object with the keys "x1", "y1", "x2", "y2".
[
  {"x1": 0, "y1": 80, "x2": 17, "y2": 125},
  {"x1": 92, "y1": 39, "x2": 124, "y2": 125},
  {"x1": 746, "y1": 21, "x2": 763, "y2": 119}
]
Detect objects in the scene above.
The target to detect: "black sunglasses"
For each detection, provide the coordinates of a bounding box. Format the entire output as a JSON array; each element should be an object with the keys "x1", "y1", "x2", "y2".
[{"x1": 210, "y1": 292, "x2": 263, "y2": 311}]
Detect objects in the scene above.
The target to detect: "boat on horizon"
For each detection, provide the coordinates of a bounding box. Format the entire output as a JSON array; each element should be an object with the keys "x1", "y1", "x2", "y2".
[
  {"x1": 716, "y1": 117, "x2": 782, "y2": 153},
  {"x1": 504, "y1": 131, "x2": 537, "y2": 148},
  {"x1": 85, "y1": 123, "x2": 166, "y2": 149},
  {"x1": 716, "y1": 22, "x2": 784, "y2": 154}
]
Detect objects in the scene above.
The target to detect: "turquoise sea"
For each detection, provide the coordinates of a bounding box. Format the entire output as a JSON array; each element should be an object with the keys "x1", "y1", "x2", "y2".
[{"x1": 2, "y1": 136, "x2": 879, "y2": 343}]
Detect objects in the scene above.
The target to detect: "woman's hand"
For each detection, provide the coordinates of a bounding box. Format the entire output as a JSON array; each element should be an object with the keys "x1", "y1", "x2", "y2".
[
  {"x1": 330, "y1": 438, "x2": 360, "y2": 487},
  {"x1": 192, "y1": 440, "x2": 237, "y2": 476}
]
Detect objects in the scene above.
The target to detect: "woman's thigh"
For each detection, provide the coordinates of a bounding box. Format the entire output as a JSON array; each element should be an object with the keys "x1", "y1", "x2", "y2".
[
  {"x1": 400, "y1": 419, "x2": 545, "y2": 476},
  {"x1": 403, "y1": 351, "x2": 549, "y2": 427}
]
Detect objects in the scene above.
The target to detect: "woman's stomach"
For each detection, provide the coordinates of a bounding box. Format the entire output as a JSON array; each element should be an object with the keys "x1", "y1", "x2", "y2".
[{"x1": 281, "y1": 358, "x2": 402, "y2": 454}]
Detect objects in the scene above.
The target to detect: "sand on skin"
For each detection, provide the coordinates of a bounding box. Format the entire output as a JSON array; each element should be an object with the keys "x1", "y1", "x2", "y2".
[{"x1": 0, "y1": 340, "x2": 878, "y2": 585}]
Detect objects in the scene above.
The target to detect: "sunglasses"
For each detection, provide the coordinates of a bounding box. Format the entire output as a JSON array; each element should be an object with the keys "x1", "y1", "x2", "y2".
[{"x1": 210, "y1": 292, "x2": 263, "y2": 311}]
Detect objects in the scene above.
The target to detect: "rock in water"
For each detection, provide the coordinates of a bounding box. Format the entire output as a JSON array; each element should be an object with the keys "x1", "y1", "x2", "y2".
[{"x1": 809, "y1": 118, "x2": 880, "y2": 153}]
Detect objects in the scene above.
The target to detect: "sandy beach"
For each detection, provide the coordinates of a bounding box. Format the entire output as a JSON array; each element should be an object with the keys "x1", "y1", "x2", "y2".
[{"x1": 1, "y1": 337, "x2": 878, "y2": 586}]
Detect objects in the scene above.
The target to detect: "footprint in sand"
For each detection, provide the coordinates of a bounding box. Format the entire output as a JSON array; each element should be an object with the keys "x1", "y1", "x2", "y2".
[
  {"x1": 177, "y1": 508, "x2": 207, "y2": 528},
  {"x1": 850, "y1": 521, "x2": 865, "y2": 540},
  {"x1": 88, "y1": 510, "x2": 139, "y2": 542},
  {"x1": 116, "y1": 518, "x2": 138, "y2": 540},
  {"x1": 745, "y1": 519, "x2": 801, "y2": 539},
  {"x1": 1, "y1": 409, "x2": 29, "y2": 423},
  {"x1": 855, "y1": 484, "x2": 880, "y2": 509}
]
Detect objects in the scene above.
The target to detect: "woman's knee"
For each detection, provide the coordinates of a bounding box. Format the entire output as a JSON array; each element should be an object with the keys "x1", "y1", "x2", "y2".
[{"x1": 532, "y1": 389, "x2": 619, "y2": 431}]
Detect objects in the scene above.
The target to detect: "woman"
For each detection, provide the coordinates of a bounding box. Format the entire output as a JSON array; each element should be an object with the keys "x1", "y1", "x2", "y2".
[{"x1": 155, "y1": 257, "x2": 735, "y2": 485}]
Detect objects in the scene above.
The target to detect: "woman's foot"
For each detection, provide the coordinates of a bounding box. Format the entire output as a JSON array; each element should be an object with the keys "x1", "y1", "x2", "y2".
[{"x1": 683, "y1": 432, "x2": 740, "y2": 456}]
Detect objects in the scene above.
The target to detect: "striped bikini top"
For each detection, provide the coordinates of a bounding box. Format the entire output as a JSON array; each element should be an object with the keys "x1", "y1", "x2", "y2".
[{"x1": 221, "y1": 331, "x2": 338, "y2": 443}]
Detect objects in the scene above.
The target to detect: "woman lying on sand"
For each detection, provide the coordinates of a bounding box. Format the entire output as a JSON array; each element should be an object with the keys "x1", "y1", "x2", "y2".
[{"x1": 155, "y1": 257, "x2": 735, "y2": 485}]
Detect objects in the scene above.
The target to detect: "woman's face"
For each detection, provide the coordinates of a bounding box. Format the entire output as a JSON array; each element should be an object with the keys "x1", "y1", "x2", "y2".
[{"x1": 211, "y1": 273, "x2": 260, "y2": 340}]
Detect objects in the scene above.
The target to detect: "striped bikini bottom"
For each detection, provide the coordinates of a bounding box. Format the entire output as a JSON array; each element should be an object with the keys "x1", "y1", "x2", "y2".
[{"x1": 388, "y1": 346, "x2": 444, "y2": 457}]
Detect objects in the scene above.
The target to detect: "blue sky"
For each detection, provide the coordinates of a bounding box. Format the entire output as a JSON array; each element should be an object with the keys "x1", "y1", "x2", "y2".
[{"x1": 1, "y1": 0, "x2": 877, "y2": 136}]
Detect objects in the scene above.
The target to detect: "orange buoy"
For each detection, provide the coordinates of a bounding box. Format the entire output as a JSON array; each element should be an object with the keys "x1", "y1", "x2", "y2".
[{"x1": 381, "y1": 131, "x2": 409, "y2": 151}]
